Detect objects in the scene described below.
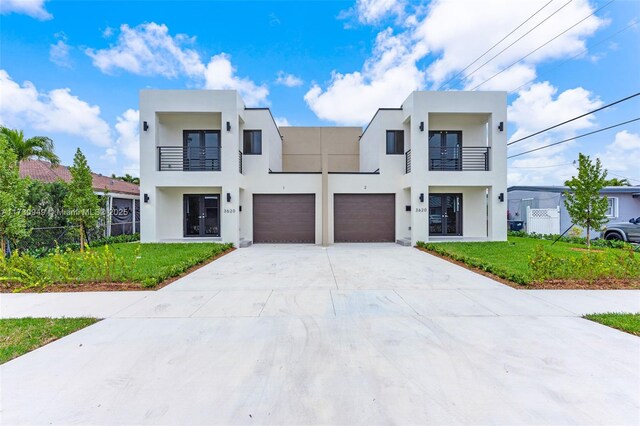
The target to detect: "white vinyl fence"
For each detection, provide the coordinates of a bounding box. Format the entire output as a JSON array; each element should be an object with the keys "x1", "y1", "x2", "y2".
[{"x1": 526, "y1": 207, "x2": 560, "y2": 235}]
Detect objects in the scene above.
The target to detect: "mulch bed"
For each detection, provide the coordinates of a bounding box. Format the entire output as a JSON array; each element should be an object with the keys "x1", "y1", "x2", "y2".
[
  {"x1": 1, "y1": 247, "x2": 235, "y2": 293},
  {"x1": 417, "y1": 247, "x2": 640, "y2": 290}
]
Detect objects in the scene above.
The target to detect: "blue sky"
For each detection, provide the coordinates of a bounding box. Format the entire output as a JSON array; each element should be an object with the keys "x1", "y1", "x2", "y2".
[{"x1": 1, "y1": 0, "x2": 639, "y2": 184}]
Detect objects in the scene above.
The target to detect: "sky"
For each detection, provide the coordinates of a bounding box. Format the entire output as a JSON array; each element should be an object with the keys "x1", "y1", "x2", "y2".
[{"x1": 0, "y1": 0, "x2": 639, "y2": 185}]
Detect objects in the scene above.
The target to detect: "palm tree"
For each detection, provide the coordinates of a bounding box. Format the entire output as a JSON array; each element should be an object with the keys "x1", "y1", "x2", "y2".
[
  {"x1": 605, "y1": 177, "x2": 632, "y2": 187},
  {"x1": 111, "y1": 173, "x2": 140, "y2": 185},
  {"x1": 0, "y1": 127, "x2": 60, "y2": 166}
]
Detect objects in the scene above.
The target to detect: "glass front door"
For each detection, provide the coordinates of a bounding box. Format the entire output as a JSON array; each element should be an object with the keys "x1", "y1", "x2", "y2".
[
  {"x1": 429, "y1": 194, "x2": 462, "y2": 236},
  {"x1": 429, "y1": 131, "x2": 462, "y2": 170},
  {"x1": 183, "y1": 130, "x2": 221, "y2": 171},
  {"x1": 184, "y1": 195, "x2": 220, "y2": 237}
]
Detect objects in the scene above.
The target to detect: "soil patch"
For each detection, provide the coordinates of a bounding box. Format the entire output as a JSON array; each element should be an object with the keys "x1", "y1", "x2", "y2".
[
  {"x1": 570, "y1": 247, "x2": 604, "y2": 253},
  {"x1": 1, "y1": 247, "x2": 235, "y2": 293},
  {"x1": 417, "y1": 246, "x2": 640, "y2": 290}
]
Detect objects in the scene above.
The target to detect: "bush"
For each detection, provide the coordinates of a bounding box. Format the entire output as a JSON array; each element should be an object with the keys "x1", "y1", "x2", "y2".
[
  {"x1": 529, "y1": 244, "x2": 640, "y2": 282},
  {"x1": 507, "y1": 230, "x2": 638, "y2": 251}
]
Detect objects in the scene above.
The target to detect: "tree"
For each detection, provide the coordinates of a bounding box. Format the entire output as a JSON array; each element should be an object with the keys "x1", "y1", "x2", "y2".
[
  {"x1": 0, "y1": 135, "x2": 29, "y2": 258},
  {"x1": 64, "y1": 149, "x2": 100, "y2": 251},
  {"x1": 111, "y1": 173, "x2": 140, "y2": 185},
  {"x1": 604, "y1": 177, "x2": 631, "y2": 187},
  {"x1": 0, "y1": 127, "x2": 60, "y2": 166},
  {"x1": 564, "y1": 153, "x2": 609, "y2": 248}
]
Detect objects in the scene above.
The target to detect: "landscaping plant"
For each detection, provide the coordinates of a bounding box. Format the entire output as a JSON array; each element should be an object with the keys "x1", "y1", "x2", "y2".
[
  {"x1": 564, "y1": 153, "x2": 609, "y2": 248},
  {"x1": 0, "y1": 136, "x2": 29, "y2": 259},
  {"x1": 63, "y1": 149, "x2": 101, "y2": 252}
]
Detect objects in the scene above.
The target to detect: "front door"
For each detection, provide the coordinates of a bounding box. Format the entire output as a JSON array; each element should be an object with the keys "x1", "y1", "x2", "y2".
[
  {"x1": 429, "y1": 194, "x2": 462, "y2": 236},
  {"x1": 184, "y1": 195, "x2": 220, "y2": 237},
  {"x1": 183, "y1": 130, "x2": 221, "y2": 171}
]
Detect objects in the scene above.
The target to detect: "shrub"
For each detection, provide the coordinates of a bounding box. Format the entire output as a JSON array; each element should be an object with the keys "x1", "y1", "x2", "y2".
[{"x1": 0, "y1": 251, "x2": 51, "y2": 291}]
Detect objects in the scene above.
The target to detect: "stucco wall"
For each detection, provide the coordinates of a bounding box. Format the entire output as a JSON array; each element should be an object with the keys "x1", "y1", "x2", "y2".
[{"x1": 280, "y1": 127, "x2": 360, "y2": 172}]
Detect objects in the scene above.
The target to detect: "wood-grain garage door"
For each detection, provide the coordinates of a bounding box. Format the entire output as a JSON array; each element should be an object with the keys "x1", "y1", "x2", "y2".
[
  {"x1": 253, "y1": 194, "x2": 315, "y2": 243},
  {"x1": 334, "y1": 194, "x2": 395, "y2": 242}
]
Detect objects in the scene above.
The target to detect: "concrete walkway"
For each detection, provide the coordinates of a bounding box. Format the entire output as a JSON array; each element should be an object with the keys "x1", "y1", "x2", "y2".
[{"x1": 1, "y1": 244, "x2": 639, "y2": 425}]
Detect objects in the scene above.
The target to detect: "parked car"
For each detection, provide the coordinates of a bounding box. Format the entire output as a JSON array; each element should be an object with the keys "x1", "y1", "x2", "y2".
[{"x1": 602, "y1": 217, "x2": 640, "y2": 243}]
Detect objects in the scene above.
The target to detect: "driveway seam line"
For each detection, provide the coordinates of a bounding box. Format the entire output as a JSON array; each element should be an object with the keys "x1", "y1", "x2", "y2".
[
  {"x1": 392, "y1": 289, "x2": 421, "y2": 316},
  {"x1": 325, "y1": 248, "x2": 339, "y2": 290},
  {"x1": 258, "y1": 290, "x2": 274, "y2": 317},
  {"x1": 456, "y1": 289, "x2": 501, "y2": 317},
  {"x1": 109, "y1": 293, "x2": 154, "y2": 318},
  {"x1": 189, "y1": 291, "x2": 222, "y2": 318},
  {"x1": 329, "y1": 290, "x2": 336, "y2": 316}
]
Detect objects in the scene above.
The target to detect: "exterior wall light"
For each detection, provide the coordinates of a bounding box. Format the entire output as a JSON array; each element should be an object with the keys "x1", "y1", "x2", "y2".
[
  {"x1": 144, "y1": 193, "x2": 150, "y2": 203},
  {"x1": 498, "y1": 121, "x2": 504, "y2": 132},
  {"x1": 226, "y1": 121, "x2": 231, "y2": 132},
  {"x1": 143, "y1": 121, "x2": 149, "y2": 131},
  {"x1": 419, "y1": 122, "x2": 424, "y2": 132},
  {"x1": 498, "y1": 193, "x2": 504, "y2": 202},
  {"x1": 227, "y1": 193, "x2": 232, "y2": 202},
  {"x1": 419, "y1": 193, "x2": 424, "y2": 203}
]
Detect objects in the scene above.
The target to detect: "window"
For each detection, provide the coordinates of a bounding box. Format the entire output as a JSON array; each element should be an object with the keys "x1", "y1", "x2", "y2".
[
  {"x1": 605, "y1": 197, "x2": 618, "y2": 218},
  {"x1": 243, "y1": 130, "x2": 262, "y2": 154},
  {"x1": 386, "y1": 130, "x2": 404, "y2": 154}
]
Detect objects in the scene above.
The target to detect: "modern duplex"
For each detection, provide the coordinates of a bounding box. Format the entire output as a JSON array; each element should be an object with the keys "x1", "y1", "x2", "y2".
[{"x1": 139, "y1": 90, "x2": 507, "y2": 246}]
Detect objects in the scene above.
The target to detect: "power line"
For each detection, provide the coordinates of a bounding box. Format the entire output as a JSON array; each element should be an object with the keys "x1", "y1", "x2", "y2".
[
  {"x1": 454, "y1": 0, "x2": 575, "y2": 88},
  {"x1": 436, "y1": 0, "x2": 555, "y2": 91},
  {"x1": 507, "y1": 91, "x2": 640, "y2": 146},
  {"x1": 509, "y1": 19, "x2": 638, "y2": 94},
  {"x1": 509, "y1": 162, "x2": 575, "y2": 169},
  {"x1": 607, "y1": 171, "x2": 640, "y2": 183},
  {"x1": 508, "y1": 117, "x2": 640, "y2": 159},
  {"x1": 471, "y1": 0, "x2": 615, "y2": 91}
]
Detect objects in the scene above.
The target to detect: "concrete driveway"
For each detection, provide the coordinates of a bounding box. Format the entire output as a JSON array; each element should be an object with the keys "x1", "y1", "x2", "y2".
[{"x1": 1, "y1": 244, "x2": 639, "y2": 425}]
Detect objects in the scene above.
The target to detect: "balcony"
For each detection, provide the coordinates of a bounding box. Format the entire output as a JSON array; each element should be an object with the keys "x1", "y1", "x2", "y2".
[
  {"x1": 429, "y1": 147, "x2": 490, "y2": 171},
  {"x1": 157, "y1": 146, "x2": 221, "y2": 171},
  {"x1": 405, "y1": 149, "x2": 411, "y2": 174}
]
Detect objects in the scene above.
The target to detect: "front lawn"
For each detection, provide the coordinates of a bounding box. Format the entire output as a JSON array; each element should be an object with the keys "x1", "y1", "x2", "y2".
[
  {"x1": 1, "y1": 242, "x2": 233, "y2": 292},
  {"x1": 417, "y1": 236, "x2": 640, "y2": 288},
  {"x1": 584, "y1": 313, "x2": 640, "y2": 336},
  {"x1": 0, "y1": 317, "x2": 99, "y2": 364}
]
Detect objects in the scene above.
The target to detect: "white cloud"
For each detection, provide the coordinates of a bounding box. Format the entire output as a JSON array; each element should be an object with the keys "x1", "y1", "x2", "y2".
[
  {"x1": 203, "y1": 54, "x2": 269, "y2": 107},
  {"x1": 0, "y1": 0, "x2": 52, "y2": 20},
  {"x1": 113, "y1": 109, "x2": 140, "y2": 175},
  {"x1": 275, "y1": 71, "x2": 303, "y2": 87},
  {"x1": 507, "y1": 82, "x2": 603, "y2": 185},
  {"x1": 0, "y1": 69, "x2": 112, "y2": 148},
  {"x1": 85, "y1": 22, "x2": 268, "y2": 106},
  {"x1": 416, "y1": 0, "x2": 607, "y2": 90},
  {"x1": 356, "y1": 0, "x2": 404, "y2": 24},
  {"x1": 49, "y1": 33, "x2": 72, "y2": 68},
  {"x1": 304, "y1": 27, "x2": 423, "y2": 125},
  {"x1": 595, "y1": 131, "x2": 640, "y2": 184},
  {"x1": 274, "y1": 117, "x2": 290, "y2": 127}
]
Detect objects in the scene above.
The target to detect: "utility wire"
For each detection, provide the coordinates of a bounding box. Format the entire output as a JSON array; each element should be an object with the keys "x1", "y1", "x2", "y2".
[
  {"x1": 454, "y1": 0, "x2": 574, "y2": 88},
  {"x1": 508, "y1": 117, "x2": 640, "y2": 159},
  {"x1": 508, "y1": 92, "x2": 640, "y2": 146},
  {"x1": 509, "y1": 162, "x2": 575, "y2": 169},
  {"x1": 471, "y1": 0, "x2": 615, "y2": 90},
  {"x1": 436, "y1": 0, "x2": 555, "y2": 91},
  {"x1": 509, "y1": 19, "x2": 638, "y2": 94}
]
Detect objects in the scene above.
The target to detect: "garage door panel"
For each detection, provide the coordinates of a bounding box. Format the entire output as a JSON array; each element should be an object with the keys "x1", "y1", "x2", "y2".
[
  {"x1": 334, "y1": 194, "x2": 395, "y2": 242},
  {"x1": 253, "y1": 194, "x2": 315, "y2": 243}
]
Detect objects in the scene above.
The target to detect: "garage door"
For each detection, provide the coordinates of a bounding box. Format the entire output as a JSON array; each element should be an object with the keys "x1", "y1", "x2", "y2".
[
  {"x1": 334, "y1": 194, "x2": 395, "y2": 242},
  {"x1": 253, "y1": 194, "x2": 315, "y2": 243}
]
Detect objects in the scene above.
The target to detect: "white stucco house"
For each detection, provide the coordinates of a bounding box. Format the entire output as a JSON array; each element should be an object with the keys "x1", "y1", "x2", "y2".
[{"x1": 139, "y1": 90, "x2": 507, "y2": 247}]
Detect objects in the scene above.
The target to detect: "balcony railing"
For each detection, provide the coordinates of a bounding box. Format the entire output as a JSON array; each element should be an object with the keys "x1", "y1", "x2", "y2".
[
  {"x1": 405, "y1": 149, "x2": 411, "y2": 174},
  {"x1": 429, "y1": 147, "x2": 490, "y2": 171},
  {"x1": 157, "y1": 146, "x2": 221, "y2": 171},
  {"x1": 238, "y1": 150, "x2": 243, "y2": 174}
]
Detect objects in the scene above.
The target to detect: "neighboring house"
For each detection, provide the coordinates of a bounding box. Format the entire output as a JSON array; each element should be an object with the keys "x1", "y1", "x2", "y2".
[
  {"x1": 507, "y1": 185, "x2": 640, "y2": 237},
  {"x1": 20, "y1": 160, "x2": 140, "y2": 236},
  {"x1": 140, "y1": 90, "x2": 507, "y2": 246}
]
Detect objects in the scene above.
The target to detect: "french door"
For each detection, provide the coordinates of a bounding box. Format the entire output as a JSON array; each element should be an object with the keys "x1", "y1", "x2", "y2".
[
  {"x1": 429, "y1": 194, "x2": 462, "y2": 236},
  {"x1": 184, "y1": 195, "x2": 220, "y2": 237},
  {"x1": 183, "y1": 130, "x2": 221, "y2": 171},
  {"x1": 429, "y1": 131, "x2": 462, "y2": 171}
]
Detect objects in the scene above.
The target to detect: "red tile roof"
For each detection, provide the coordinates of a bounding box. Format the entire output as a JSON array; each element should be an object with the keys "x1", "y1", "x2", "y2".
[{"x1": 19, "y1": 160, "x2": 140, "y2": 196}]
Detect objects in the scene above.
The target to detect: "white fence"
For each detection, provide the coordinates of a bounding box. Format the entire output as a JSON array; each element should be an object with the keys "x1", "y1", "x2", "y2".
[{"x1": 526, "y1": 207, "x2": 560, "y2": 235}]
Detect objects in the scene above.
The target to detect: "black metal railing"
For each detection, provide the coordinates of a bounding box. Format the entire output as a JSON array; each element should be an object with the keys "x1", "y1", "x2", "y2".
[
  {"x1": 405, "y1": 149, "x2": 411, "y2": 174},
  {"x1": 157, "y1": 146, "x2": 221, "y2": 171},
  {"x1": 238, "y1": 150, "x2": 243, "y2": 174},
  {"x1": 429, "y1": 147, "x2": 490, "y2": 171}
]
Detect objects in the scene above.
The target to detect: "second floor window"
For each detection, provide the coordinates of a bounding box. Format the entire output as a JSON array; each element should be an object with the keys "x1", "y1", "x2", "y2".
[
  {"x1": 244, "y1": 130, "x2": 262, "y2": 154},
  {"x1": 386, "y1": 130, "x2": 404, "y2": 154}
]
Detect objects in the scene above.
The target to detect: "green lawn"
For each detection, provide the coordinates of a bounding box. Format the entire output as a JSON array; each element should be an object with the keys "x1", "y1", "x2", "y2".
[
  {"x1": 417, "y1": 236, "x2": 631, "y2": 285},
  {"x1": 2, "y1": 242, "x2": 233, "y2": 291},
  {"x1": 584, "y1": 313, "x2": 640, "y2": 336},
  {"x1": 0, "y1": 317, "x2": 99, "y2": 364}
]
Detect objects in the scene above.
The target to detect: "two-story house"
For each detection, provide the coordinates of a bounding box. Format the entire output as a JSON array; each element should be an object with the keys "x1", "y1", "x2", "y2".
[{"x1": 139, "y1": 90, "x2": 507, "y2": 246}]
